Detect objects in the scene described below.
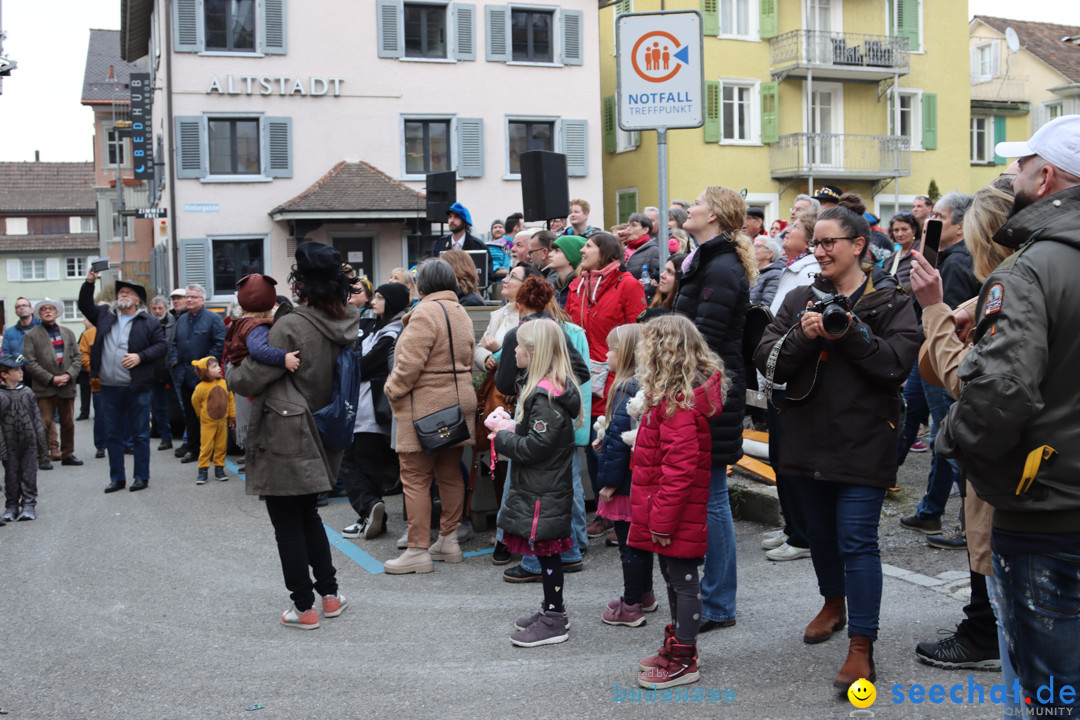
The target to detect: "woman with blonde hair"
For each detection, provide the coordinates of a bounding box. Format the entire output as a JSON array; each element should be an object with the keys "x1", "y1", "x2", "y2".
[
  {"x1": 441, "y1": 249, "x2": 485, "y2": 306},
  {"x1": 389, "y1": 267, "x2": 420, "y2": 306},
  {"x1": 673, "y1": 185, "x2": 755, "y2": 632}
]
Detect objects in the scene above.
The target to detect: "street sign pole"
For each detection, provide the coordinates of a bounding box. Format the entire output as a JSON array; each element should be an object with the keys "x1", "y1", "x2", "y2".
[{"x1": 616, "y1": 10, "x2": 703, "y2": 278}]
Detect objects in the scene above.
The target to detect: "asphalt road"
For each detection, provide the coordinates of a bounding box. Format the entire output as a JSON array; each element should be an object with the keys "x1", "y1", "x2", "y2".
[{"x1": 1, "y1": 427, "x2": 1006, "y2": 720}]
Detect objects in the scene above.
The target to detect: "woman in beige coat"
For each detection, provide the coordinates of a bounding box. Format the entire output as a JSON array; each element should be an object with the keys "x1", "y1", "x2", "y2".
[{"x1": 383, "y1": 258, "x2": 477, "y2": 574}]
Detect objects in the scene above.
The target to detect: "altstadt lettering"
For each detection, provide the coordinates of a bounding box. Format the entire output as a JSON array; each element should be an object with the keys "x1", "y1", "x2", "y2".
[{"x1": 206, "y1": 75, "x2": 344, "y2": 97}]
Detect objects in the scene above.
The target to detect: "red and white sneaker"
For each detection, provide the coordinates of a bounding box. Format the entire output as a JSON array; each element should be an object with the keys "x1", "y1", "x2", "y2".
[
  {"x1": 281, "y1": 605, "x2": 320, "y2": 630},
  {"x1": 322, "y1": 592, "x2": 349, "y2": 618},
  {"x1": 910, "y1": 440, "x2": 929, "y2": 453},
  {"x1": 638, "y1": 637, "x2": 700, "y2": 689}
]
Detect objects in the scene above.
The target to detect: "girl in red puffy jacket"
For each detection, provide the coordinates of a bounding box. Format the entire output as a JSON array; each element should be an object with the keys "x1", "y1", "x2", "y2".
[{"x1": 629, "y1": 314, "x2": 726, "y2": 690}]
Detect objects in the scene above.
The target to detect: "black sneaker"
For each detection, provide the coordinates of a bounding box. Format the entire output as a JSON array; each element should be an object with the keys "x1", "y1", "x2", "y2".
[
  {"x1": 915, "y1": 629, "x2": 1001, "y2": 670},
  {"x1": 927, "y1": 531, "x2": 967, "y2": 550},
  {"x1": 174, "y1": 444, "x2": 188, "y2": 458},
  {"x1": 900, "y1": 514, "x2": 942, "y2": 534},
  {"x1": 492, "y1": 541, "x2": 512, "y2": 565},
  {"x1": 38, "y1": 459, "x2": 54, "y2": 471},
  {"x1": 503, "y1": 564, "x2": 541, "y2": 583}
]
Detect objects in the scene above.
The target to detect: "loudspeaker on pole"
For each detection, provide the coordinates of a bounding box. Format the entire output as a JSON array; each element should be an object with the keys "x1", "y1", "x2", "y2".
[
  {"x1": 426, "y1": 171, "x2": 457, "y2": 222},
  {"x1": 519, "y1": 150, "x2": 569, "y2": 222}
]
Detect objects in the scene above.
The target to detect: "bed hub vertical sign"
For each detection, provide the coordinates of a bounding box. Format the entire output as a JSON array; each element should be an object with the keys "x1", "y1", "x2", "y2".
[{"x1": 129, "y1": 72, "x2": 153, "y2": 180}]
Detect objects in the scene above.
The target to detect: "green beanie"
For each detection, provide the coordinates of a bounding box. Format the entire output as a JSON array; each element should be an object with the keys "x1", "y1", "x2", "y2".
[{"x1": 553, "y1": 235, "x2": 587, "y2": 268}]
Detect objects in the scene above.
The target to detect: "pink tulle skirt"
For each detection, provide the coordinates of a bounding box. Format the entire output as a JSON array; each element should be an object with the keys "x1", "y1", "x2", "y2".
[
  {"x1": 502, "y1": 533, "x2": 575, "y2": 557},
  {"x1": 597, "y1": 494, "x2": 633, "y2": 523}
]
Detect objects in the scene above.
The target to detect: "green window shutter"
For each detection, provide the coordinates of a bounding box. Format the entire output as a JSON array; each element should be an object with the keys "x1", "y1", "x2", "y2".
[
  {"x1": 896, "y1": 0, "x2": 919, "y2": 52},
  {"x1": 761, "y1": 81, "x2": 779, "y2": 144},
  {"x1": 922, "y1": 92, "x2": 937, "y2": 150},
  {"x1": 618, "y1": 191, "x2": 638, "y2": 224},
  {"x1": 615, "y1": 0, "x2": 632, "y2": 15},
  {"x1": 759, "y1": 0, "x2": 777, "y2": 40},
  {"x1": 994, "y1": 116, "x2": 1007, "y2": 165},
  {"x1": 702, "y1": 0, "x2": 718, "y2": 36},
  {"x1": 704, "y1": 81, "x2": 720, "y2": 142},
  {"x1": 603, "y1": 96, "x2": 617, "y2": 154}
]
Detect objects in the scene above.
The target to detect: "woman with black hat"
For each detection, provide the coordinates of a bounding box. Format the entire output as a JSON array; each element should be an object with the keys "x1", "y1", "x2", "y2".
[
  {"x1": 339, "y1": 282, "x2": 412, "y2": 541},
  {"x1": 226, "y1": 242, "x2": 359, "y2": 629}
]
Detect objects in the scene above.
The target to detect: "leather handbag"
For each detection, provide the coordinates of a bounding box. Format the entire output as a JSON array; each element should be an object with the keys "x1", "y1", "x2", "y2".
[{"x1": 411, "y1": 302, "x2": 470, "y2": 454}]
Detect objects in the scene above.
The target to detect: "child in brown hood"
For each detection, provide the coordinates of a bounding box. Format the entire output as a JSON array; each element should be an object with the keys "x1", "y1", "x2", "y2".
[
  {"x1": 191, "y1": 356, "x2": 235, "y2": 484},
  {"x1": 223, "y1": 274, "x2": 300, "y2": 371}
]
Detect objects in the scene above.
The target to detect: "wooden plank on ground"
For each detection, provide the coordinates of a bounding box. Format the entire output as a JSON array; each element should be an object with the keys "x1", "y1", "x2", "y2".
[{"x1": 736, "y1": 456, "x2": 776, "y2": 484}]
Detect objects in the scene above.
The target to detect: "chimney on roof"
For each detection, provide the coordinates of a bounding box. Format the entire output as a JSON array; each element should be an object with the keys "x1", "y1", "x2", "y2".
[
  {"x1": 108, "y1": 65, "x2": 115, "y2": 81},
  {"x1": 34, "y1": 150, "x2": 39, "y2": 162}
]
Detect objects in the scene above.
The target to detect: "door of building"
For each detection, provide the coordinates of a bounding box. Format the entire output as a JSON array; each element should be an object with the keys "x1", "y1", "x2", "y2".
[{"x1": 333, "y1": 236, "x2": 376, "y2": 285}]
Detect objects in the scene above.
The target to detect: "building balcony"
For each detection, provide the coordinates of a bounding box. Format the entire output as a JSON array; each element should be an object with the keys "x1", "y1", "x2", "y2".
[
  {"x1": 770, "y1": 30, "x2": 910, "y2": 82},
  {"x1": 970, "y1": 76, "x2": 1028, "y2": 103},
  {"x1": 770, "y1": 133, "x2": 911, "y2": 180}
]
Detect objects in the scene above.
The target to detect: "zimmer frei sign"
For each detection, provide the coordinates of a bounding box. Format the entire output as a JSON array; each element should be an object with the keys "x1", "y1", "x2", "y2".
[{"x1": 616, "y1": 11, "x2": 704, "y2": 131}]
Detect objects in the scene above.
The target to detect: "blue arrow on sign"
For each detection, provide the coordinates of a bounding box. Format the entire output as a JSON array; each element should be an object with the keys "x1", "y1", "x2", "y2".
[{"x1": 673, "y1": 45, "x2": 690, "y2": 66}]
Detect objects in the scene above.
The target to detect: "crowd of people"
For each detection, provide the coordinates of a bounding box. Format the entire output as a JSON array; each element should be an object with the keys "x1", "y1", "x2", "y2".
[{"x1": 2, "y1": 115, "x2": 1077, "y2": 710}]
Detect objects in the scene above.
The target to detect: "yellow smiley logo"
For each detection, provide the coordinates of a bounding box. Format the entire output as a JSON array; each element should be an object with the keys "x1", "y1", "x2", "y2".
[{"x1": 847, "y1": 678, "x2": 876, "y2": 709}]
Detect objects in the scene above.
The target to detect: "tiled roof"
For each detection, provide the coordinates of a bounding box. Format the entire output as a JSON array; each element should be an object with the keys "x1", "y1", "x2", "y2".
[
  {"x1": 0, "y1": 162, "x2": 97, "y2": 213},
  {"x1": 82, "y1": 28, "x2": 143, "y2": 104},
  {"x1": 270, "y1": 161, "x2": 426, "y2": 215},
  {"x1": 974, "y1": 16, "x2": 1080, "y2": 84},
  {"x1": 0, "y1": 234, "x2": 99, "y2": 252}
]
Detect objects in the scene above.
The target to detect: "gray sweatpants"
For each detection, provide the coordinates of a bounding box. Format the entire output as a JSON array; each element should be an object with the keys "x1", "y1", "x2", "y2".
[
  {"x1": 659, "y1": 555, "x2": 704, "y2": 645},
  {"x1": 4, "y1": 447, "x2": 38, "y2": 510}
]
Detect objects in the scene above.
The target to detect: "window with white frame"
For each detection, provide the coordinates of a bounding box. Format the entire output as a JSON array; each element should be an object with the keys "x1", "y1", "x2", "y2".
[
  {"x1": 971, "y1": 116, "x2": 993, "y2": 164},
  {"x1": 106, "y1": 125, "x2": 128, "y2": 168},
  {"x1": 69, "y1": 216, "x2": 97, "y2": 234},
  {"x1": 505, "y1": 118, "x2": 588, "y2": 177},
  {"x1": 970, "y1": 42, "x2": 1000, "y2": 84},
  {"x1": 485, "y1": 5, "x2": 582, "y2": 66},
  {"x1": 616, "y1": 127, "x2": 640, "y2": 153},
  {"x1": 173, "y1": 0, "x2": 285, "y2": 55},
  {"x1": 377, "y1": 1, "x2": 476, "y2": 62},
  {"x1": 719, "y1": 80, "x2": 758, "y2": 143},
  {"x1": 65, "y1": 257, "x2": 87, "y2": 279},
  {"x1": 21, "y1": 259, "x2": 45, "y2": 281},
  {"x1": 4, "y1": 217, "x2": 28, "y2": 235},
  {"x1": 719, "y1": 0, "x2": 756, "y2": 39},
  {"x1": 208, "y1": 118, "x2": 261, "y2": 175},
  {"x1": 62, "y1": 299, "x2": 81, "y2": 322},
  {"x1": 889, "y1": 89, "x2": 922, "y2": 151},
  {"x1": 174, "y1": 114, "x2": 292, "y2": 180}
]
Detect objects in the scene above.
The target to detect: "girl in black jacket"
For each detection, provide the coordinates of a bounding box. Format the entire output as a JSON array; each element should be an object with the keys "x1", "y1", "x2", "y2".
[{"x1": 486, "y1": 319, "x2": 583, "y2": 649}]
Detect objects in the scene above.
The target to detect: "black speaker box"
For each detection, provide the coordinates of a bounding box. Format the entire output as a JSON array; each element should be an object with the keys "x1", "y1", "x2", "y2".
[
  {"x1": 426, "y1": 171, "x2": 457, "y2": 222},
  {"x1": 520, "y1": 151, "x2": 569, "y2": 222}
]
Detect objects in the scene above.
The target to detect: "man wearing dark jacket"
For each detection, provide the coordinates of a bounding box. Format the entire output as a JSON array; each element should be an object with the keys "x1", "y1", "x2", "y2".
[
  {"x1": 170, "y1": 283, "x2": 226, "y2": 464},
  {"x1": 80, "y1": 272, "x2": 168, "y2": 492},
  {"x1": 939, "y1": 116, "x2": 1080, "y2": 713},
  {"x1": 430, "y1": 202, "x2": 491, "y2": 282}
]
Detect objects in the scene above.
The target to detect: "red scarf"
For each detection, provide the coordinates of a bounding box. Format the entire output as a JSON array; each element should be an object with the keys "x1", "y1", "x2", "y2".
[{"x1": 624, "y1": 233, "x2": 651, "y2": 262}]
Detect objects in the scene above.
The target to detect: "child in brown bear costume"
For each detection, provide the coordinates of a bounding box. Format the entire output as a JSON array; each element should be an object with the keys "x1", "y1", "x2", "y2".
[{"x1": 191, "y1": 356, "x2": 235, "y2": 484}]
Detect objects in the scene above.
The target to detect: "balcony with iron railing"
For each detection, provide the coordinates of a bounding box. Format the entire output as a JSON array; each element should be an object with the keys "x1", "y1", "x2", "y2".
[
  {"x1": 970, "y1": 75, "x2": 1029, "y2": 104},
  {"x1": 769, "y1": 133, "x2": 911, "y2": 180},
  {"x1": 770, "y1": 30, "x2": 910, "y2": 81}
]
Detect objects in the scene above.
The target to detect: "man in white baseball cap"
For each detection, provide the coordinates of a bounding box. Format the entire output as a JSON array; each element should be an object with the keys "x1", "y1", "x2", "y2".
[{"x1": 938, "y1": 113, "x2": 1080, "y2": 714}]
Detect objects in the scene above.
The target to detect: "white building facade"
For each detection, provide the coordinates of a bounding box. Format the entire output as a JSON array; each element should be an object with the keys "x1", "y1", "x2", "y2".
[{"x1": 121, "y1": 0, "x2": 604, "y2": 302}]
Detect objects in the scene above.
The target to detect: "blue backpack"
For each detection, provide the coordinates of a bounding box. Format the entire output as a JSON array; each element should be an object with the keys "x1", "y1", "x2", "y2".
[{"x1": 296, "y1": 315, "x2": 361, "y2": 452}]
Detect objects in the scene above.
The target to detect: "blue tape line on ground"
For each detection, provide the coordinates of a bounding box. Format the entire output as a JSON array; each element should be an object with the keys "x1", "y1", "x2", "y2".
[
  {"x1": 225, "y1": 458, "x2": 244, "y2": 477},
  {"x1": 463, "y1": 548, "x2": 495, "y2": 557},
  {"x1": 324, "y1": 525, "x2": 386, "y2": 574}
]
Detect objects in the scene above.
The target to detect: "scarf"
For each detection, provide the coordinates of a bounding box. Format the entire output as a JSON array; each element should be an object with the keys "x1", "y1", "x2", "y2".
[{"x1": 624, "y1": 233, "x2": 651, "y2": 262}]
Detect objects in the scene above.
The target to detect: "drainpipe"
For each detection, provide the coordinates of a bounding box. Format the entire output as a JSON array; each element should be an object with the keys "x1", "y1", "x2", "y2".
[{"x1": 165, "y1": 0, "x2": 180, "y2": 288}]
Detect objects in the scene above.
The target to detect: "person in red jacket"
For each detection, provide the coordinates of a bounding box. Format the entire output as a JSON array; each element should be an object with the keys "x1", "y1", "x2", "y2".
[
  {"x1": 565, "y1": 231, "x2": 647, "y2": 535},
  {"x1": 629, "y1": 314, "x2": 726, "y2": 690}
]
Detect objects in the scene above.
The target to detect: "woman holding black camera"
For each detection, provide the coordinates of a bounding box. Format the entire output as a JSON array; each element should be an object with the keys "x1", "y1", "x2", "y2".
[{"x1": 754, "y1": 206, "x2": 919, "y2": 692}]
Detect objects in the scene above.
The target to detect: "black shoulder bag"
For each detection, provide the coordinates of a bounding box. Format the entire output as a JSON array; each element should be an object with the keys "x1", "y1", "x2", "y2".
[{"x1": 411, "y1": 302, "x2": 471, "y2": 454}]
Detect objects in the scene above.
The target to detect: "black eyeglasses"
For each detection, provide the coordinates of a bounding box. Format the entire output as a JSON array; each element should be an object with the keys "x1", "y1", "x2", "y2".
[{"x1": 810, "y1": 237, "x2": 855, "y2": 251}]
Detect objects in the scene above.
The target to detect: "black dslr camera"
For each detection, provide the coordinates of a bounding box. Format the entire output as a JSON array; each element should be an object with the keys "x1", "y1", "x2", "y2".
[{"x1": 809, "y1": 287, "x2": 853, "y2": 336}]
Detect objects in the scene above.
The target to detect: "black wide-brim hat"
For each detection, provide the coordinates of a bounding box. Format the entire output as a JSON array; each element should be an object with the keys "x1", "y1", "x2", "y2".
[{"x1": 116, "y1": 279, "x2": 148, "y2": 305}]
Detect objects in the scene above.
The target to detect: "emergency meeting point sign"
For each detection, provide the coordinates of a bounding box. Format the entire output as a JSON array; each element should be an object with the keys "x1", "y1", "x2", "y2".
[{"x1": 616, "y1": 11, "x2": 704, "y2": 131}]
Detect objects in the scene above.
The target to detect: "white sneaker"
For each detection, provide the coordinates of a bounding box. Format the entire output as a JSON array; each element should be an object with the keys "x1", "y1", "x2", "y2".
[
  {"x1": 396, "y1": 529, "x2": 409, "y2": 549},
  {"x1": 342, "y1": 522, "x2": 364, "y2": 539},
  {"x1": 765, "y1": 542, "x2": 811, "y2": 561},
  {"x1": 762, "y1": 529, "x2": 784, "y2": 538},
  {"x1": 762, "y1": 532, "x2": 789, "y2": 550}
]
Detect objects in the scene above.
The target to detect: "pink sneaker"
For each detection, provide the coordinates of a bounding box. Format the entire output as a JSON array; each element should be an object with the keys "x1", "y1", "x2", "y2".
[
  {"x1": 910, "y1": 440, "x2": 929, "y2": 453},
  {"x1": 608, "y1": 590, "x2": 658, "y2": 613},
  {"x1": 602, "y1": 599, "x2": 646, "y2": 627},
  {"x1": 322, "y1": 592, "x2": 348, "y2": 618},
  {"x1": 281, "y1": 605, "x2": 319, "y2": 630}
]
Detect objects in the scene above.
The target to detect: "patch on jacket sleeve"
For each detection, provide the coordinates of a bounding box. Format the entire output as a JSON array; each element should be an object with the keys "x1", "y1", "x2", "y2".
[
  {"x1": 533, "y1": 420, "x2": 548, "y2": 434},
  {"x1": 206, "y1": 385, "x2": 229, "y2": 420},
  {"x1": 984, "y1": 282, "x2": 1004, "y2": 316}
]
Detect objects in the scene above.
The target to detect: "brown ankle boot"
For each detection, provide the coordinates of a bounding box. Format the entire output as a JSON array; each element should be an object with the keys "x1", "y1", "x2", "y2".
[
  {"x1": 834, "y1": 635, "x2": 876, "y2": 689},
  {"x1": 804, "y1": 596, "x2": 846, "y2": 644}
]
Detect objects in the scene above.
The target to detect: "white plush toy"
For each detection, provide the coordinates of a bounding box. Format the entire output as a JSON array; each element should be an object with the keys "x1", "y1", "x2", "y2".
[{"x1": 621, "y1": 389, "x2": 647, "y2": 448}]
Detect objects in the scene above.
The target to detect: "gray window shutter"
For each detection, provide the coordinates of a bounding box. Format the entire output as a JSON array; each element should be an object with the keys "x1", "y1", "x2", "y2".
[
  {"x1": 261, "y1": 0, "x2": 287, "y2": 54},
  {"x1": 454, "y1": 3, "x2": 476, "y2": 61},
  {"x1": 560, "y1": 119, "x2": 588, "y2": 177},
  {"x1": 377, "y1": 0, "x2": 403, "y2": 58},
  {"x1": 174, "y1": 0, "x2": 204, "y2": 52},
  {"x1": 6, "y1": 259, "x2": 19, "y2": 282},
  {"x1": 174, "y1": 116, "x2": 206, "y2": 179},
  {"x1": 457, "y1": 118, "x2": 484, "y2": 177},
  {"x1": 486, "y1": 5, "x2": 510, "y2": 62},
  {"x1": 561, "y1": 9, "x2": 584, "y2": 66},
  {"x1": 263, "y1": 117, "x2": 293, "y2": 178},
  {"x1": 45, "y1": 258, "x2": 61, "y2": 281},
  {"x1": 179, "y1": 237, "x2": 211, "y2": 292}
]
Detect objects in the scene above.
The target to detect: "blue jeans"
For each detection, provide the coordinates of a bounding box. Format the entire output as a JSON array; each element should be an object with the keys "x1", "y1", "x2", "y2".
[
  {"x1": 795, "y1": 478, "x2": 886, "y2": 640},
  {"x1": 150, "y1": 382, "x2": 172, "y2": 444},
  {"x1": 513, "y1": 452, "x2": 587, "y2": 571},
  {"x1": 700, "y1": 466, "x2": 737, "y2": 623},
  {"x1": 100, "y1": 386, "x2": 151, "y2": 484},
  {"x1": 915, "y1": 383, "x2": 961, "y2": 520},
  {"x1": 91, "y1": 392, "x2": 106, "y2": 450},
  {"x1": 989, "y1": 548, "x2": 1080, "y2": 714},
  {"x1": 896, "y1": 362, "x2": 929, "y2": 466}
]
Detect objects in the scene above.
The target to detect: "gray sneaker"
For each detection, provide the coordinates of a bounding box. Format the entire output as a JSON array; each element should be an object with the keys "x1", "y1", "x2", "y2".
[
  {"x1": 510, "y1": 609, "x2": 569, "y2": 647},
  {"x1": 456, "y1": 518, "x2": 475, "y2": 543},
  {"x1": 16, "y1": 506, "x2": 36, "y2": 521},
  {"x1": 1, "y1": 509, "x2": 16, "y2": 523},
  {"x1": 515, "y1": 604, "x2": 571, "y2": 631}
]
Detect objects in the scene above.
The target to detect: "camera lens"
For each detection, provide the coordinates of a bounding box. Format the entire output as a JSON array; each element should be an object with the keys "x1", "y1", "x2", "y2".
[{"x1": 821, "y1": 305, "x2": 849, "y2": 335}]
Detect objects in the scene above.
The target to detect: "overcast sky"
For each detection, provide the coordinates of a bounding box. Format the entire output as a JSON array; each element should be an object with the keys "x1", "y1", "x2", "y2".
[{"x1": 0, "y1": 0, "x2": 1077, "y2": 163}]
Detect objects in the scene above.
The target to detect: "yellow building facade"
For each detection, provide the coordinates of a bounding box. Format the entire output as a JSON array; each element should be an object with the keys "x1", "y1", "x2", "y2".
[{"x1": 601, "y1": 0, "x2": 971, "y2": 229}]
